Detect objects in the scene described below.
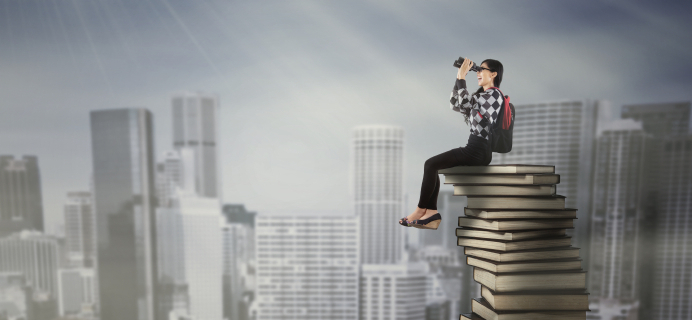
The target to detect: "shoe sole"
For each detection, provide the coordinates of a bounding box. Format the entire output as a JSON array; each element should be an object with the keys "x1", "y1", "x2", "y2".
[{"x1": 414, "y1": 219, "x2": 441, "y2": 230}]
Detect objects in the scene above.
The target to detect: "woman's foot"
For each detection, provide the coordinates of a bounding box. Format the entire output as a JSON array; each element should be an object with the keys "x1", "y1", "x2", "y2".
[
  {"x1": 401, "y1": 207, "x2": 426, "y2": 225},
  {"x1": 418, "y1": 209, "x2": 438, "y2": 220}
]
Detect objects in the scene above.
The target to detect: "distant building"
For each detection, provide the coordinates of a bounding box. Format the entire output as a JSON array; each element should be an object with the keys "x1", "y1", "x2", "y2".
[
  {"x1": 255, "y1": 214, "x2": 360, "y2": 320},
  {"x1": 172, "y1": 92, "x2": 219, "y2": 198},
  {"x1": 0, "y1": 231, "x2": 60, "y2": 297},
  {"x1": 222, "y1": 204, "x2": 257, "y2": 227},
  {"x1": 63, "y1": 192, "x2": 95, "y2": 268},
  {"x1": 0, "y1": 155, "x2": 44, "y2": 237},
  {"x1": 491, "y1": 99, "x2": 609, "y2": 259},
  {"x1": 352, "y1": 125, "x2": 405, "y2": 264},
  {"x1": 0, "y1": 272, "x2": 30, "y2": 320},
  {"x1": 90, "y1": 108, "x2": 158, "y2": 320},
  {"x1": 587, "y1": 120, "x2": 648, "y2": 320},
  {"x1": 57, "y1": 268, "x2": 97, "y2": 317},
  {"x1": 621, "y1": 101, "x2": 691, "y2": 137},
  {"x1": 650, "y1": 135, "x2": 692, "y2": 320},
  {"x1": 156, "y1": 195, "x2": 223, "y2": 320},
  {"x1": 359, "y1": 263, "x2": 427, "y2": 320},
  {"x1": 156, "y1": 151, "x2": 184, "y2": 208},
  {"x1": 222, "y1": 222, "x2": 254, "y2": 320}
]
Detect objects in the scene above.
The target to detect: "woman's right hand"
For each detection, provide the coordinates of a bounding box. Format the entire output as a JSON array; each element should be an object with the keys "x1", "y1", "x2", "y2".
[{"x1": 457, "y1": 58, "x2": 473, "y2": 80}]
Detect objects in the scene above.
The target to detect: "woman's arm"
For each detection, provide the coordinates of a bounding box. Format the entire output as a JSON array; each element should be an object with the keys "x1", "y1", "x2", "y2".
[{"x1": 450, "y1": 79, "x2": 474, "y2": 113}]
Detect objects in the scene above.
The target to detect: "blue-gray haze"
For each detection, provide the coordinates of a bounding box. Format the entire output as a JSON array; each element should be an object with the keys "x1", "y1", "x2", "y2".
[{"x1": 0, "y1": 0, "x2": 690, "y2": 231}]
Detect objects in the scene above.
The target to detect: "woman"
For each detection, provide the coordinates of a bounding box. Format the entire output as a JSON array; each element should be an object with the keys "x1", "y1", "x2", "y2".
[{"x1": 399, "y1": 58, "x2": 505, "y2": 230}]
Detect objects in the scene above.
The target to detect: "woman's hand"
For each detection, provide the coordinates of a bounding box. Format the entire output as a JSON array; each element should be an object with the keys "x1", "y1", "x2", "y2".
[{"x1": 457, "y1": 58, "x2": 473, "y2": 80}]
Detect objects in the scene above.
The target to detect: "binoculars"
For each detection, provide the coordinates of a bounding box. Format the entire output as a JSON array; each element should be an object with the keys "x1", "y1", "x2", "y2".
[{"x1": 453, "y1": 57, "x2": 482, "y2": 72}]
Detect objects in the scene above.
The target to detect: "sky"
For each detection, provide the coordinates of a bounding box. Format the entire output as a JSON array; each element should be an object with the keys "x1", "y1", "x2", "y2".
[{"x1": 1, "y1": 0, "x2": 691, "y2": 234}]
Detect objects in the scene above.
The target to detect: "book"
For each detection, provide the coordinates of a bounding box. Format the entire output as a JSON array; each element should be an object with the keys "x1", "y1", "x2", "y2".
[
  {"x1": 439, "y1": 165, "x2": 555, "y2": 174},
  {"x1": 467, "y1": 195, "x2": 566, "y2": 209},
  {"x1": 444, "y1": 174, "x2": 559, "y2": 185},
  {"x1": 458, "y1": 217, "x2": 574, "y2": 231},
  {"x1": 459, "y1": 313, "x2": 484, "y2": 320},
  {"x1": 458, "y1": 236, "x2": 572, "y2": 251},
  {"x1": 481, "y1": 286, "x2": 589, "y2": 311},
  {"x1": 454, "y1": 185, "x2": 556, "y2": 196},
  {"x1": 456, "y1": 228, "x2": 566, "y2": 241},
  {"x1": 467, "y1": 256, "x2": 582, "y2": 273},
  {"x1": 474, "y1": 268, "x2": 586, "y2": 292},
  {"x1": 464, "y1": 247, "x2": 580, "y2": 262},
  {"x1": 465, "y1": 208, "x2": 577, "y2": 220},
  {"x1": 472, "y1": 298, "x2": 587, "y2": 320}
]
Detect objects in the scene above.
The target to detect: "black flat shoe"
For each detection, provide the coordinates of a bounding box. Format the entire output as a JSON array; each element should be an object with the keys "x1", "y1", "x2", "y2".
[
  {"x1": 412, "y1": 213, "x2": 442, "y2": 230},
  {"x1": 399, "y1": 216, "x2": 412, "y2": 227}
]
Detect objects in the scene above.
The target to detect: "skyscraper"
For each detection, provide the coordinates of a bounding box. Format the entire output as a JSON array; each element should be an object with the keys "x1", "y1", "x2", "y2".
[
  {"x1": 587, "y1": 121, "x2": 648, "y2": 319},
  {"x1": 177, "y1": 195, "x2": 223, "y2": 320},
  {"x1": 222, "y1": 222, "x2": 254, "y2": 320},
  {"x1": 172, "y1": 92, "x2": 219, "y2": 198},
  {"x1": 0, "y1": 231, "x2": 60, "y2": 297},
  {"x1": 651, "y1": 135, "x2": 692, "y2": 320},
  {"x1": 90, "y1": 108, "x2": 158, "y2": 320},
  {"x1": 352, "y1": 125, "x2": 404, "y2": 264},
  {"x1": 0, "y1": 155, "x2": 44, "y2": 237},
  {"x1": 620, "y1": 101, "x2": 692, "y2": 320},
  {"x1": 64, "y1": 192, "x2": 96, "y2": 268},
  {"x1": 491, "y1": 100, "x2": 608, "y2": 256},
  {"x1": 255, "y1": 214, "x2": 360, "y2": 320}
]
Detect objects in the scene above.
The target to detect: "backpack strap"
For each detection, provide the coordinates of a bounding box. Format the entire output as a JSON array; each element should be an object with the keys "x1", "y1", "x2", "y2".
[{"x1": 489, "y1": 87, "x2": 512, "y2": 130}]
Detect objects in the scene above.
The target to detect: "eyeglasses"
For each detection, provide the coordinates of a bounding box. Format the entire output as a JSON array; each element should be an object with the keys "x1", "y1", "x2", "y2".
[{"x1": 477, "y1": 67, "x2": 493, "y2": 72}]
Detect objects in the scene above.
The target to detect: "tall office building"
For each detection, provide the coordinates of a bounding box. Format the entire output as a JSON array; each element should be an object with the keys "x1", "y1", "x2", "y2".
[
  {"x1": 352, "y1": 125, "x2": 405, "y2": 264},
  {"x1": 90, "y1": 108, "x2": 158, "y2": 320},
  {"x1": 587, "y1": 121, "x2": 648, "y2": 319},
  {"x1": 222, "y1": 222, "x2": 254, "y2": 320},
  {"x1": 0, "y1": 231, "x2": 60, "y2": 297},
  {"x1": 155, "y1": 195, "x2": 223, "y2": 320},
  {"x1": 255, "y1": 214, "x2": 360, "y2": 320},
  {"x1": 620, "y1": 101, "x2": 692, "y2": 320},
  {"x1": 491, "y1": 100, "x2": 608, "y2": 255},
  {"x1": 64, "y1": 192, "x2": 96, "y2": 268},
  {"x1": 178, "y1": 195, "x2": 223, "y2": 320},
  {"x1": 650, "y1": 135, "x2": 692, "y2": 320},
  {"x1": 0, "y1": 155, "x2": 44, "y2": 237},
  {"x1": 359, "y1": 263, "x2": 427, "y2": 320},
  {"x1": 172, "y1": 92, "x2": 219, "y2": 198}
]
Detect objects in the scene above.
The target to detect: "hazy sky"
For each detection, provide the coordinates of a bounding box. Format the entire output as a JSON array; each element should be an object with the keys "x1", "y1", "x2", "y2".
[{"x1": 1, "y1": 0, "x2": 691, "y2": 233}]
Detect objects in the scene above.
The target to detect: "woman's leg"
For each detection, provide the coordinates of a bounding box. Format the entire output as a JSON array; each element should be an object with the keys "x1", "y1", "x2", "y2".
[{"x1": 417, "y1": 148, "x2": 462, "y2": 211}]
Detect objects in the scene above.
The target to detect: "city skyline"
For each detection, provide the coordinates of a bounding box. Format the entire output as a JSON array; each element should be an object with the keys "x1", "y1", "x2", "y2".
[
  {"x1": 1, "y1": 1, "x2": 690, "y2": 233},
  {"x1": 2, "y1": 1, "x2": 692, "y2": 320}
]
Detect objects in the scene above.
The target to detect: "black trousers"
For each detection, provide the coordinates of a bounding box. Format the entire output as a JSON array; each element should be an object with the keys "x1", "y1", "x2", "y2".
[{"x1": 417, "y1": 135, "x2": 492, "y2": 210}]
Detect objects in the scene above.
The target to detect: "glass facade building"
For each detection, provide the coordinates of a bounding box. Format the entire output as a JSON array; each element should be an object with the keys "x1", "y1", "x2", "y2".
[{"x1": 90, "y1": 108, "x2": 158, "y2": 320}]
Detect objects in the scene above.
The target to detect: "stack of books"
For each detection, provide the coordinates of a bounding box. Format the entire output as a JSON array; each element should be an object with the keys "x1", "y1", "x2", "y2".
[{"x1": 439, "y1": 165, "x2": 589, "y2": 320}]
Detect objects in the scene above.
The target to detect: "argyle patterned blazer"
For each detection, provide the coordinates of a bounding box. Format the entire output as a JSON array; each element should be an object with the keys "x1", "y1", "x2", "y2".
[{"x1": 449, "y1": 79, "x2": 503, "y2": 140}]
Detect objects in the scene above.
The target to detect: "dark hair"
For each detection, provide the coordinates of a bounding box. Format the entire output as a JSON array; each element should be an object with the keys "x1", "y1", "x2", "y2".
[{"x1": 473, "y1": 59, "x2": 503, "y2": 95}]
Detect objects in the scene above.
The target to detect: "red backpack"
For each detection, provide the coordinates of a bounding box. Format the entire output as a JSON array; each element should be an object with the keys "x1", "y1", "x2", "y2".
[{"x1": 487, "y1": 87, "x2": 514, "y2": 153}]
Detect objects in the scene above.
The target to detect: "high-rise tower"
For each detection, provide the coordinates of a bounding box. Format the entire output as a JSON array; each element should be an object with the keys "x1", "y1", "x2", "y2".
[
  {"x1": 172, "y1": 92, "x2": 218, "y2": 198},
  {"x1": 0, "y1": 155, "x2": 44, "y2": 237},
  {"x1": 587, "y1": 120, "x2": 648, "y2": 319},
  {"x1": 351, "y1": 125, "x2": 404, "y2": 264},
  {"x1": 63, "y1": 191, "x2": 96, "y2": 268},
  {"x1": 90, "y1": 108, "x2": 158, "y2": 320}
]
